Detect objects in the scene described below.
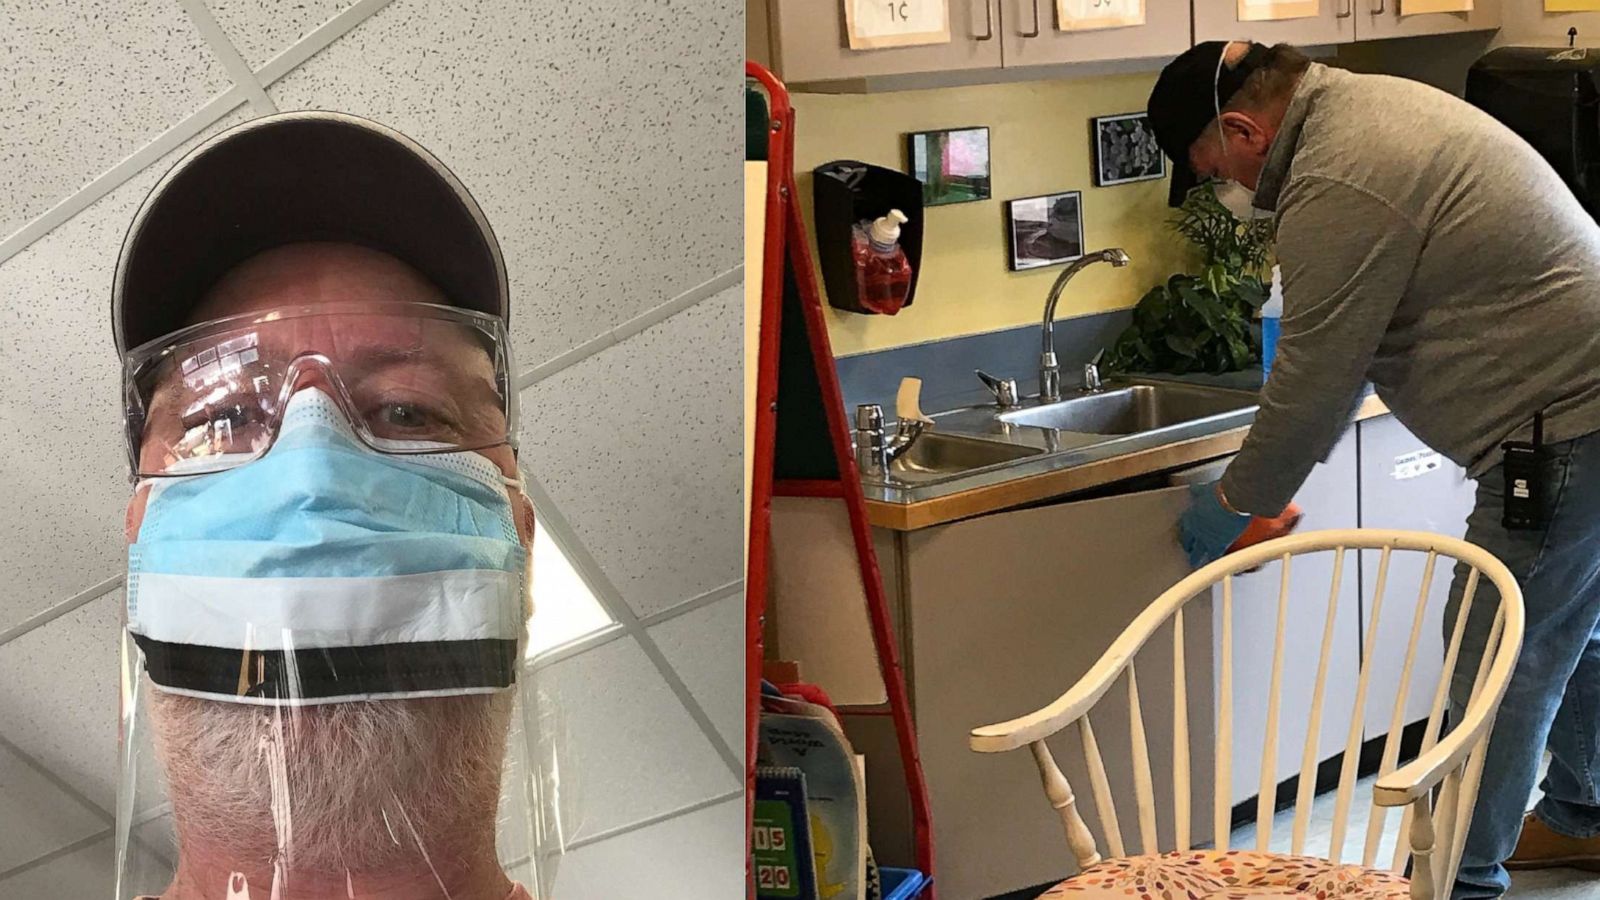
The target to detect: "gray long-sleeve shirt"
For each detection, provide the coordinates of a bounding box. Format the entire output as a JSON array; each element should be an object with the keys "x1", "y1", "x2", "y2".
[{"x1": 1221, "y1": 63, "x2": 1600, "y2": 516}]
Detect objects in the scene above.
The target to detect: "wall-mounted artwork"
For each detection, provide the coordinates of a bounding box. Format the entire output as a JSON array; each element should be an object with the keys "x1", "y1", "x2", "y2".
[
  {"x1": 906, "y1": 126, "x2": 991, "y2": 206},
  {"x1": 1006, "y1": 191, "x2": 1084, "y2": 271},
  {"x1": 1092, "y1": 112, "x2": 1166, "y2": 187}
]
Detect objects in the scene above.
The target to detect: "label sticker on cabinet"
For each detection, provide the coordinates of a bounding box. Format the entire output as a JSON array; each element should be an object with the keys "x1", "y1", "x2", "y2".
[
  {"x1": 1392, "y1": 449, "x2": 1443, "y2": 481},
  {"x1": 844, "y1": 0, "x2": 952, "y2": 50}
]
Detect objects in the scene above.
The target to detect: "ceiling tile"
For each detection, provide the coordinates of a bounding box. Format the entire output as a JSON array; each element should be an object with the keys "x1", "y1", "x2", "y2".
[
  {"x1": 0, "y1": 831, "x2": 166, "y2": 898},
  {"x1": 0, "y1": 591, "x2": 124, "y2": 813},
  {"x1": 0, "y1": 107, "x2": 248, "y2": 630},
  {"x1": 205, "y1": 0, "x2": 356, "y2": 70},
  {"x1": 647, "y1": 593, "x2": 743, "y2": 753},
  {"x1": 0, "y1": 1, "x2": 231, "y2": 242},
  {"x1": 0, "y1": 740, "x2": 107, "y2": 873},
  {"x1": 552, "y1": 795, "x2": 742, "y2": 899},
  {"x1": 265, "y1": 0, "x2": 742, "y2": 371},
  {"x1": 520, "y1": 287, "x2": 742, "y2": 619},
  {"x1": 534, "y1": 635, "x2": 737, "y2": 839}
]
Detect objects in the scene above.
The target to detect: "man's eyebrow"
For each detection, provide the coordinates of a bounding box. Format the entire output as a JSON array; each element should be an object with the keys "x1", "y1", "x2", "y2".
[{"x1": 346, "y1": 344, "x2": 428, "y2": 369}]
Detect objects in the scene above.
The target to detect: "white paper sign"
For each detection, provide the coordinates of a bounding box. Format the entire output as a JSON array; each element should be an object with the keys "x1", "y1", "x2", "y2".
[
  {"x1": 1238, "y1": 0, "x2": 1320, "y2": 20},
  {"x1": 845, "y1": 0, "x2": 952, "y2": 49},
  {"x1": 1402, "y1": 0, "x2": 1472, "y2": 14},
  {"x1": 1057, "y1": 0, "x2": 1146, "y2": 31},
  {"x1": 1391, "y1": 449, "x2": 1444, "y2": 481}
]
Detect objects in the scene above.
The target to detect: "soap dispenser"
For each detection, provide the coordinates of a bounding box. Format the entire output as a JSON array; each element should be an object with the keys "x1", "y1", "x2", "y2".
[{"x1": 851, "y1": 210, "x2": 914, "y2": 315}]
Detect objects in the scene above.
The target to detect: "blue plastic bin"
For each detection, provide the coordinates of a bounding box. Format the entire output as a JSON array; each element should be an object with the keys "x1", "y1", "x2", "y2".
[{"x1": 881, "y1": 867, "x2": 928, "y2": 900}]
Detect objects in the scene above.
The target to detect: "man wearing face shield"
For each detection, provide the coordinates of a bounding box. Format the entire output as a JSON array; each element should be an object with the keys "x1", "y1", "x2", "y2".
[
  {"x1": 1148, "y1": 41, "x2": 1600, "y2": 898},
  {"x1": 114, "y1": 112, "x2": 549, "y2": 899}
]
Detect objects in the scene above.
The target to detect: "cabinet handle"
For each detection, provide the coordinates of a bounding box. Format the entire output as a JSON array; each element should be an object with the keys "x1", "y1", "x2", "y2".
[
  {"x1": 976, "y1": 0, "x2": 994, "y2": 39},
  {"x1": 1373, "y1": 0, "x2": 1386, "y2": 12},
  {"x1": 1022, "y1": 0, "x2": 1041, "y2": 37},
  {"x1": 1336, "y1": 0, "x2": 1352, "y2": 17}
]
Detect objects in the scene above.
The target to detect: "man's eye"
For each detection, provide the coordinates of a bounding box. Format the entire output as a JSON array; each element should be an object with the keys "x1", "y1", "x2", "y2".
[{"x1": 377, "y1": 402, "x2": 432, "y2": 430}]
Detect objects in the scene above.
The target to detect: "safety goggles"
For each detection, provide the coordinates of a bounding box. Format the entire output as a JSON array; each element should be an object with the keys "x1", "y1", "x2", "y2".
[{"x1": 122, "y1": 300, "x2": 517, "y2": 478}]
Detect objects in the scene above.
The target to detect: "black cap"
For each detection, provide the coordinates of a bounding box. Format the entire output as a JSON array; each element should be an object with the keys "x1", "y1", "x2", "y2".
[
  {"x1": 1148, "y1": 41, "x2": 1272, "y2": 207},
  {"x1": 112, "y1": 111, "x2": 509, "y2": 357}
]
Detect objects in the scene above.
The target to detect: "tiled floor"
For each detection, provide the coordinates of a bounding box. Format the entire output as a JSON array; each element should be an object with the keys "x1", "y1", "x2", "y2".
[{"x1": 1229, "y1": 769, "x2": 1596, "y2": 899}]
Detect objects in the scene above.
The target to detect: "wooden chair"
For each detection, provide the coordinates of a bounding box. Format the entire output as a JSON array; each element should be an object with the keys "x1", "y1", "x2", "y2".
[{"x1": 969, "y1": 529, "x2": 1525, "y2": 900}]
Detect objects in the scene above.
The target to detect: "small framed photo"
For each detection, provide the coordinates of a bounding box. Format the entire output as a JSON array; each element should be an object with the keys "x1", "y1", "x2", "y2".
[
  {"x1": 1006, "y1": 191, "x2": 1084, "y2": 271},
  {"x1": 906, "y1": 125, "x2": 991, "y2": 206},
  {"x1": 1092, "y1": 112, "x2": 1166, "y2": 187}
]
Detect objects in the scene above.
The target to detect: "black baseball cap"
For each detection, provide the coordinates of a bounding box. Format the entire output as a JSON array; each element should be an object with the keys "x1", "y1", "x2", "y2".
[
  {"x1": 1148, "y1": 41, "x2": 1272, "y2": 207},
  {"x1": 112, "y1": 111, "x2": 509, "y2": 357}
]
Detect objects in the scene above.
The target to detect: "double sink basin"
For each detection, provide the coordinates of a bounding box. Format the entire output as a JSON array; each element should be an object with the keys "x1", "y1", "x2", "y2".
[{"x1": 875, "y1": 379, "x2": 1261, "y2": 487}]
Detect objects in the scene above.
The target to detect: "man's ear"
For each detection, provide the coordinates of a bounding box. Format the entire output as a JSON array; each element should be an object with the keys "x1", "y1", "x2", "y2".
[
  {"x1": 514, "y1": 491, "x2": 536, "y2": 547},
  {"x1": 1221, "y1": 111, "x2": 1271, "y2": 156},
  {"x1": 125, "y1": 486, "x2": 150, "y2": 544}
]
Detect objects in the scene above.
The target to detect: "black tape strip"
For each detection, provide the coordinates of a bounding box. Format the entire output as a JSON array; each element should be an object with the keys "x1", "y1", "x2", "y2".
[{"x1": 132, "y1": 634, "x2": 518, "y2": 701}]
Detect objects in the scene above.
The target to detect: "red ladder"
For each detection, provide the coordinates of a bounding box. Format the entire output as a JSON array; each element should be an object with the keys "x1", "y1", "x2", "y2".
[{"x1": 745, "y1": 60, "x2": 935, "y2": 900}]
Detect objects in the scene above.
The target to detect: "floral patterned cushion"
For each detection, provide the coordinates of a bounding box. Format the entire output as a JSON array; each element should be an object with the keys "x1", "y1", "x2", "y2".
[{"x1": 1039, "y1": 850, "x2": 1412, "y2": 899}]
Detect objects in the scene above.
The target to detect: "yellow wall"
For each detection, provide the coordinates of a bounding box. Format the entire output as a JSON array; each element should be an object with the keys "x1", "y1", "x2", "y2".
[{"x1": 791, "y1": 74, "x2": 1196, "y2": 357}]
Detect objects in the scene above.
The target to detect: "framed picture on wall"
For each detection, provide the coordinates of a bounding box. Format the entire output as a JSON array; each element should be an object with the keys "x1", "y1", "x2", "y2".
[
  {"x1": 1006, "y1": 191, "x2": 1084, "y2": 271},
  {"x1": 906, "y1": 126, "x2": 991, "y2": 206},
  {"x1": 1092, "y1": 112, "x2": 1166, "y2": 187}
]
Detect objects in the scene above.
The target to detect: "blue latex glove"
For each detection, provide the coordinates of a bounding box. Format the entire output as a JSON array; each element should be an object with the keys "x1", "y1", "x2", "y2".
[{"x1": 1179, "y1": 481, "x2": 1251, "y2": 568}]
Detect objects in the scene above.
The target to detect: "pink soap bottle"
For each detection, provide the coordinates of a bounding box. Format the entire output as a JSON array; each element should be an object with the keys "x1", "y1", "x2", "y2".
[{"x1": 851, "y1": 209, "x2": 913, "y2": 315}]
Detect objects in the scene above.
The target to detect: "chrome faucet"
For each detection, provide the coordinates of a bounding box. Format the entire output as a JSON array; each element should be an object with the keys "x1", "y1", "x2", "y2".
[
  {"x1": 1039, "y1": 248, "x2": 1131, "y2": 402},
  {"x1": 975, "y1": 369, "x2": 1020, "y2": 408},
  {"x1": 854, "y1": 404, "x2": 930, "y2": 477},
  {"x1": 1082, "y1": 349, "x2": 1105, "y2": 393}
]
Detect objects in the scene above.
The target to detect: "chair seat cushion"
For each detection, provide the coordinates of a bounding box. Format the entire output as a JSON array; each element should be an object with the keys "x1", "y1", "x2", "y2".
[{"x1": 1039, "y1": 850, "x2": 1412, "y2": 899}]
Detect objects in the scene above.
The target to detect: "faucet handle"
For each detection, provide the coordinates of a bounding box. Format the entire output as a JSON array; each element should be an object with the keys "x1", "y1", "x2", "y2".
[
  {"x1": 855, "y1": 403, "x2": 885, "y2": 431},
  {"x1": 1082, "y1": 363, "x2": 1102, "y2": 392},
  {"x1": 975, "y1": 369, "x2": 1020, "y2": 408}
]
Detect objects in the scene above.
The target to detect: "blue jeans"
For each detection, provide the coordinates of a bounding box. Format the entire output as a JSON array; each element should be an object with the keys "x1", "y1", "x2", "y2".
[{"x1": 1449, "y1": 431, "x2": 1600, "y2": 899}]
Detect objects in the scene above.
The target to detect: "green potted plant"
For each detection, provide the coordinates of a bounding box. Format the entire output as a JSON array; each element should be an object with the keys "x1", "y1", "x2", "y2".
[{"x1": 1104, "y1": 184, "x2": 1274, "y2": 375}]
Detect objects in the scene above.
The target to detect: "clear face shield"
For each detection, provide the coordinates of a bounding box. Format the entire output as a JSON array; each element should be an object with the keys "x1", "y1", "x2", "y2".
[{"x1": 114, "y1": 302, "x2": 575, "y2": 899}]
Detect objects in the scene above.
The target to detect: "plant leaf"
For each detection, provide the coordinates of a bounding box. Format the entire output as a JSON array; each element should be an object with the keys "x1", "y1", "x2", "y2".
[
  {"x1": 1165, "y1": 333, "x2": 1200, "y2": 358},
  {"x1": 1233, "y1": 278, "x2": 1266, "y2": 309}
]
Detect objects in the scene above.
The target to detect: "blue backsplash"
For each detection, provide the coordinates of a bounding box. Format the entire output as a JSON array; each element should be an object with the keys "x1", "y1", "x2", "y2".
[{"x1": 832, "y1": 309, "x2": 1133, "y2": 417}]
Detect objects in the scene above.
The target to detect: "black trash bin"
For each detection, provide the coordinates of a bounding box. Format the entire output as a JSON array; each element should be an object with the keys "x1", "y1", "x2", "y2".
[{"x1": 1467, "y1": 46, "x2": 1600, "y2": 220}]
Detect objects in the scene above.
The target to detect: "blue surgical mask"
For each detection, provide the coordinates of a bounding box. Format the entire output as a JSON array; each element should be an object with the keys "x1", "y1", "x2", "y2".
[{"x1": 127, "y1": 388, "x2": 527, "y2": 706}]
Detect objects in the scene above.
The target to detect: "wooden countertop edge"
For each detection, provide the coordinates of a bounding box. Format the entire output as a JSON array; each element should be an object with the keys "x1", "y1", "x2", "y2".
[{"x1": 865, "y1": 393, "x2": 1391, "y2": 531}]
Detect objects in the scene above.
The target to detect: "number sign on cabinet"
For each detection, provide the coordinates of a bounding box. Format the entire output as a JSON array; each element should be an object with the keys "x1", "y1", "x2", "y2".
[
  {"x1": 1058, "y1": 0, "x2": 1147, "y2": 30},
  {"x1": 844, "y1": 0, "x2": 954, "y2": 49}
]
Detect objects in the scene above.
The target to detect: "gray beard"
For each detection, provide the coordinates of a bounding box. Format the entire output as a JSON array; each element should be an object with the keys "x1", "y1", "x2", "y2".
[{"x1": 148, "y1": 686, "x2": 513, "y2": 876}]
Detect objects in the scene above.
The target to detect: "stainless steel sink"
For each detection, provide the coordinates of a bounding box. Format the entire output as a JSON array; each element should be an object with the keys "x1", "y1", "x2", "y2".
[
  {"x1": 859, "y1": 378, "x2": 1260, "y2": 492},
  {"x1": 882, "y1": 432, "x2": 1043, "y2": 484},
  {"x1": 997, "y1": 382, "x2": 1257, "y2": 434}
]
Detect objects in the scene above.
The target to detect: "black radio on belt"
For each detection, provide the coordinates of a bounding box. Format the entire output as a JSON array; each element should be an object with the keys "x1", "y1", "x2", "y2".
[{"x1": 1502, "y1": 411, "x2": 1554, "y2": 530}]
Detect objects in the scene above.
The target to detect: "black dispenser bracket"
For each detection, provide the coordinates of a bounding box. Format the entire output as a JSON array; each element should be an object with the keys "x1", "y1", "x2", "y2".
[{"x1": 811, "y1": 160, "x2": 925, "y2": 315}]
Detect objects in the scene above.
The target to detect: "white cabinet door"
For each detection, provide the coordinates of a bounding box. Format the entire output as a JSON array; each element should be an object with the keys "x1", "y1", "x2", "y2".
[
  {"x1": 1204, "y1": 428, "x2": 1364, "y2": 809},
  {"x1": 1356, "y1": 415, "x2": 1477, "y2": 740},
  {"x1": 1356, "y1": 0, "x2": 1499, "y2": 41},
  {"x1": 905, "y1": 484, "x2": 1211, "y2": 899},
  {"x1": 763, "y1": 0, "x2": 1003, "y2": 84},
  {"x1": 1193, "y1": 0, "x2": 1355, "y2": 46},
  {"x1": 998, "y1": 0, "x2": 1191, "y2": 68}
]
